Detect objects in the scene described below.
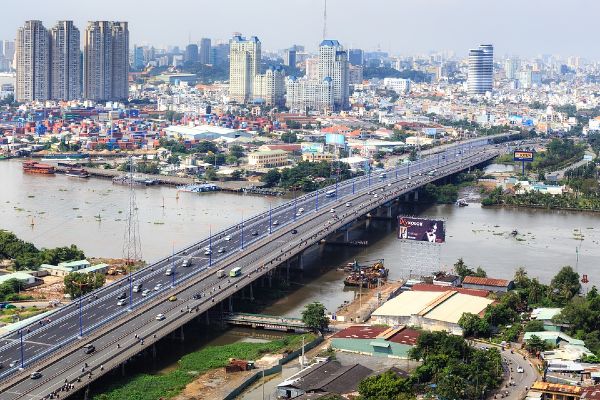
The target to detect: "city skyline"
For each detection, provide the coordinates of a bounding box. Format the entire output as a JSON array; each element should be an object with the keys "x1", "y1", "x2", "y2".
[{"x1": 1, "y1": 0, "x2": 599, "y2": 59}]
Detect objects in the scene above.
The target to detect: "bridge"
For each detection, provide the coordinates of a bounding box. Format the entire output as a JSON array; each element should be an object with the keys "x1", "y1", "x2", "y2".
[
  {"x1": 0, "y1": 138, "x2": 502, "y2": 399},
  {"x1": 222, "y1": 313, "x2": 308, "y2": 332}
]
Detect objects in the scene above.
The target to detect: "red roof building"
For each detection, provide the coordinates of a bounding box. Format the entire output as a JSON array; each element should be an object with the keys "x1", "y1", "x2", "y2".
[
  {"x1": 411, "y1": 283, "x2": 490, "y2": 298},
  {"x1": 462, "y1": 276, "x2": 514, "y2": 293}
]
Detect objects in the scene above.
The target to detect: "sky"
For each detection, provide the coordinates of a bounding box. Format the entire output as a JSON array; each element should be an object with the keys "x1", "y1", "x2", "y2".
[{"x1": 1, "y1": 0, "x2": 598, "y2": 60}]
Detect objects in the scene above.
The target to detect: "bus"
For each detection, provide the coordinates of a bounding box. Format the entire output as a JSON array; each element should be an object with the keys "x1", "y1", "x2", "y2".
[
  {"x1": 325, "y1": 189, "x2": 336, "y2": 198},
  {"x1": 229, "y1": 267, "x2": 242, "y2": 277}
]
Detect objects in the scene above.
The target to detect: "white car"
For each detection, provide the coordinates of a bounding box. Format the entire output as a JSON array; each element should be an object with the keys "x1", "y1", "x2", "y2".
[
  {"x1": 273, "y1": 220, "x2": 279, "y2": 225},
  {"x1": 224, "y1": 235, "x2": 231, "y2": 241},
  {"x1": 154, "y1": 283, "x2": 162, "y2": 291},
  {"x1": 374, "y1": 194, "x2": 379, "y2": 198},
  {"x1": 155, "y1": 313, "x2": 165, "y2": 321},
  {"x1": 204, "y1": 249, "x2": 212, "y2": 255},
  {"x1": 165, "y1": 268, "x2": 173, "y2": 276},
  {"x1": 298, "y1": 207, "x2": 304, "y2": 212},
  {"x1": 330, "y1": 208, "x2": 336, "y2": 213},
  {"x1": 517, "y1": 366, "x2": 524, "y2": 373},
  {"x1": 141, "y1": 289, "x2": 150, "y2": 296},
  {"x1": 117, "y1": 299, "x2": 126, "y2": 306},
  {"x1": 295, "y1": 212, "x2": 302, "y2": 217},
  {"x1": 345, "y1": 202, "x2": 351, "y2": 207}
]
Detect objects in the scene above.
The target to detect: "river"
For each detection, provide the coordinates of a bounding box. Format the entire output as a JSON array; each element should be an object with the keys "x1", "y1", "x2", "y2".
[{"x1": 2, "y1": 159, "x2": 600, "y2": 302}]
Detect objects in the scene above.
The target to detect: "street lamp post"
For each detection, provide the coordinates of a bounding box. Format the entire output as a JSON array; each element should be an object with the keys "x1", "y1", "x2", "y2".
[
  {"x1": 241, "y1": 213, "x2": 244, "y2": 250},
  {"x1": 171, "y1": 243, "x2": 176, "y2": 287},
  {"x1": 19, "y1": 329, "x2": 24, "y2": 369},
  {"x1": 209, "y1": 226, "x2": 212, "y2": 267},
  {"x1": 269, "y1": 204, "x2": 272, "y2": 234},
  {"x1": 79, "y1": 296, "x2": 83, "y2": 337},
  {"x1": 315, "y1": 190, "x2": 319, "y2": 211}
]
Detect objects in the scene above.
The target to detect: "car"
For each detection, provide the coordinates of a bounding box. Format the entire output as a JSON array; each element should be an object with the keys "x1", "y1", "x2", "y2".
[
  {"x1": 387, "y1": 183, "x2": 391, "y2": 187},
  {"x1": 117, "y1": 292, "x2": 127, "y2": 300},
  {"x1": 133, "y1": 284, "x2": 142, "y2": 293},
  {"x1": 224, "y1": 235, "x2": 231, "y2": 241},
  {"x1": 217, "y1": 247, "x2": 225, "y2": 253},
  {"x1": 117, "y1": 299, "x2": 127, "y2": 306},
  {"x1": 273, "y1": 220, "x2": 279, "y2": 225},
  {"x1": 192, "y1": 293, "x2": 201, "y2": 300},
  {"x1": 517, "y1": 366, "x2": 524, "y2": 373},
  {"x1": 251, "y1": 230, "x2": 258, "y2": 236},
  {"x1": 30, "y1": 371, "x2": 42, "y2": 379},
  {"x1": 9, "y1": 360, "x2": 18, "y2": 368},
  {"x1": 204, "y1": 249, "x2": 212, "y2": 255},
  {"x1": 374, "y1": 194, "x2": 379, "y2": 198},
  {"x1": 181, "y1": 258, "x2": 192, "y2": 267},
  {"x1": 345, "y1": 202, "x2": 351, "y2": 207},
  {"x1": 141, "y1": 289, "x2": 150, "y2": 297},
  {"x1": 295, "y1": 212, "x2": 302, "y2": 217},
  {"x1": 330, "y1": 208, "x2": 335, "y2": 213},
  {"x1": 168, "y1": 296, "x2": 177, "y2": 302},
  {"x1": 291, "y1": 229, "x2": 298, "y2": 234},
  {"x1": 154, "y1": 283, "x2": 162, "y2": 291},
  {"x1": 83, "y1": 344, "x2": 95, "y2": 354},
  {"x1": 155, "y1": 313, "x2": 165, "y2": 321},
  {"x1": 298, "y1": 207, "x2": 304, "y2": 212},
  {"x1": 165, "y1": 268, "x2": 173, "y2": 276}
]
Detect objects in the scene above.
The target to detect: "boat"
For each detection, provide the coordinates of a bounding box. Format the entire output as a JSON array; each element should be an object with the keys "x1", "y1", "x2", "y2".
[
  {"x1": 343, "y1": 260, "x2": 388, "y2": 288},
  {"x1": 511, "y1": 230, "x2": 518, "y2": 236},
  {"x1": 22, "y1": 161, "x2": 55, "y2": 174},
  {"x1": 0, "y1": 154, "x2": 11, "y2": 160},
  {"x1": 456, "y1": 198, "x2": 469, "y2": 207},
  {"x1": 177, "y1": 183, "x2": 220, "y2": 193},
  {"x1": 64, "y1": 168, "x2": 90, "y2": 178}
]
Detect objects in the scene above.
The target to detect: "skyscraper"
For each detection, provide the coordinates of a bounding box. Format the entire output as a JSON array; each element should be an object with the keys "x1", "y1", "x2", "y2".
[
  {"x1": 253, "y1": 66, "x2": 285, "y2": 107},
  {"x1": 185, "y1": 44, "x2": 198, "y2": 63},
  {"x1": 199, "y1": 38, "x2": 211, "y2": 64},
  {"x1": 83, "y1": 21, "x2": 129, "y2": 101},
  {"x1": 228, "y1": 34, "x2": 260, "y2": 103},
  {"x1": 504, "y1": 58, "x2": 519, "y2": 80},
  {"x1": 467, "y1": 44, "x2": 493, "y2": 95},
  {"x1": 15, "y1": 20, "x2": 51, "y2": 102},
  {"x1": 0, "y1": 41, "x2": 15, "y2": 71},
  {"x1": 319, "y1": 40, "x2": 349, "y2": 110},
  {"x1": 348, "y1": 48, "x2": 364, "y2": 66},
  {"x1": 50, "y1": 21, "x2": 80, "y2": 100},
  {"x1": 284, "y1": 48, "x2": 296, "y2": 68},
  {"x1": 133, "y1": 45, "x2": 145, "y2": 70}
]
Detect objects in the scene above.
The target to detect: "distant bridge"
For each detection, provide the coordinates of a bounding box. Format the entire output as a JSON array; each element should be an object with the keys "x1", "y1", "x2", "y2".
[{"x1": 223, "y1": 313, "x2": 309, "y2": 332}]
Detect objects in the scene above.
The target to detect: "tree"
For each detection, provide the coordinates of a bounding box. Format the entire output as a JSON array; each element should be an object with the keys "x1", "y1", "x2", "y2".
[
  {"x1": 225, "y1": 154, "x2": 239, "y2": 166},
  {"x1": 229, "y1": 145, "x2": 245, "y2": 159},
  {"x1": 230, "y1": 170, "x2": 243, "y2": 180},
  {"x1": 525, "y1": 334, "x2": 547, "y2": 354},
  {"x1": 550, "y1": 266, "x2": 581, "y2": 305},
  {"x1": 301, "y1": 302, "x2": 329, "y2": 332},
  {"x1": 204, "y1": 167, "x2": 217, "y2": 181},
  {"x1": 459, "y1": 312, "x2": 491, "y2": 337},
  {"x1": 64, "y1": 272, "x2": 105, "y2": 299},
  {"x1": 260, "y1": 169, "x2": 281, "y2": 188},
  {"x1": 281, "y1": 131, "x2": 298, "y2": 143},
  {"x1": 454, "y1": 258, "x2": 475, "y2": 280},
  {"x1": 358, "y1": 371, "x2": 414, "y2": 400},
  {"x1": 524, "y1": 319, "x2": 545, "y2": 332}
]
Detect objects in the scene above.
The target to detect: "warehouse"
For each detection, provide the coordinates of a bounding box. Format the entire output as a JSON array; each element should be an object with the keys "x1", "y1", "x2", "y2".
[
  {"x1": 331, "y1": 325, "x2": 420, "y2": 358},
  {"x1": 371, "y1": 290, "x2": 494, "y2": 335}
]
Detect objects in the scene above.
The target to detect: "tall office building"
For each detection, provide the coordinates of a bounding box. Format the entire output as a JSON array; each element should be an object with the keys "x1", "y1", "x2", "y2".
[
  {"x1": 284, "y1": 48, "x2": 296, "y2": 68},
  {"x1": 211, "y1": 42, "x2": 229, "y2": 67},
  {"x1": 348, "y1": 48, "x2": 364, "y2": 66},
  {"x1": 467, "y1": 44, "x2": 493, "y2": 95},
  {"x1": 50, "y1": 21, "x2": 80, "y2": 100},
  {"x1": 199, "y1": 38, "x2": 211, "y2": 64},
  {"x1": 83, "y1": 21, "x2": 129, "y2": 101},
  {"x1": 228, "y1": 34, "x2": 260, "y2": 103},
  {"x1": 318, "y1": 40, "x2": 349, "y2": 110},
  {"x1": 185, "y1": 44, "x2": 198, "y2": 63},
  {"x1": 133, "y1": 45, "x2": 145, "y2": 70},
  {"x1": 15, "y1": 20, "x2": 51, "y2": 102}
]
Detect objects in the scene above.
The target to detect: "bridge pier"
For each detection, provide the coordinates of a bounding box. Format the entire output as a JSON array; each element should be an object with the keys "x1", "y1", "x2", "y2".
[
  {"x1": 344, "y1": 228, "x2": 350, "y2": 242},
  {"x1": 249, "y1": 283, "x2": 254, "y2": 301},
  {"x1": 298, "y1": 252, "x2": 304, "y2": 271},
  {"x1": 404, "y1": 193, "x2": 410, "y2": 202},
  {"x1": 228, "y1": 296, "x2": 233, "y2": 313},
  {"x1": 206, "y1": 311, "x2": 210, "y2": 325},
  {"x1": 386, "y1": 205, "x2": 392, "y2": 218},
  {"x1": 152, "y1": 343, "x2": 157, "y2": 359},
  {"x1": 413, "y1": 191, "x2": 419, "y2": 202},
  {"x1": 180, "y1": 326, "x2": 185, "y2": 342},
  {"x1": 121, "y1": 362, "x2": 126, "y2": 377},
  {"x1": 84, "y1": 384, "x2": 90, "y2": 400}
]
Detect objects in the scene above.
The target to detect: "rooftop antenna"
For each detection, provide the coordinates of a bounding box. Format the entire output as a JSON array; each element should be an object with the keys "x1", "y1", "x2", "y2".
[{"x1": 323, "y1": 0, "x2": 327, "y2": 40}]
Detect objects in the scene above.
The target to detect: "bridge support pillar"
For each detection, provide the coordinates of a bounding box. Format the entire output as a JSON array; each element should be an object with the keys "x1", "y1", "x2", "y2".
[
  {"x1": 228, "y1": 296, "x2": 233, "y2": 313},
  {"x1": 413, "y1": 191, "x2": 419, "y2": 202},
  {"x1": 84, "y1": 384, "x2": 90, "y2": 400},
  {"x1": 286, "y1": 260, "x2": 290, "y2": 283},
  {"x1": 404, "y1": 193, "x2": 410, "y2": 202},
  {"x1": 180, "y1": 326, "x2": 185, "y2": 342},
  {"x1": 344, "y1": 229, "x2": 350, "y2": 243},
  {"x1": 387, "y1": 206, "x2": 392, "y2": 218},
  {"x1": 269, "y1": 271, "x2": 273, "y2": 288},
  {"x1": 206, "y1": 311, "x2": 210, "y2": 325},
  {"x1": 299, "y1": 253, "x2": 304, "y2": 271},
  {"x1": 121, "y1": 362, "x2": 126, "y2": 377},
  {"x1": 249, "y1": 283, "x2": 254, "y2": 301},
  {"x1": 152, "y1": 343, "x2": 157, "y2": 359}
]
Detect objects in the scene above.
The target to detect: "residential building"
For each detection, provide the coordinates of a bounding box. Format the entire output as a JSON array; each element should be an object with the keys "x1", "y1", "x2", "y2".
[
  {"x1": 253, "y1": 65, "x2": 285, "y2": 107},
  {"x1": 348, "y1": 48, "x2": 364, "y2": 66},
  {"x1": 210, "y1": 42, "x2": 229, "y2": 67},
  {"x1": 467, "y1": 44, "x2": 493, "y2": 95},
  {"x1": 529, "y1": 381, "x2": 582, "y2": 400},
  {"x1": 247, "y1": 149, "x2": 288, "y2": 168},
  {"x1": 461, "y1": 275, "x2": 514, "y2": 292},
  {"x1": 0, "y1": 272, "x2": 38, "y2": 287},
  {"x1": 40, "y1": 259, "x2": 109, "y2": 277},
  {"x1": 531, "y1": 307, "x2": 563, "y2": 331},
  {"x1": 50, "y1": 21, "x2": 81, "y2": 100},
  {"x1": 348, "y1": 65, "x2": 363, "y2": 85},
  {"x1": 284, "y1": 47, "x2": 296, "y2": 68},
  {"x1": 331, "y1": 325, "x2": 421, "y2": 358},
  {"x1": 371, "y1": 289, "x2": 494, "y2": 335},
  {"x1": 383, "y1": 77, "x2": 411, "y2": 94},
  {"x1": 285, "y1": 76, "x2": 333, "y2": 112},
  {"x1": 83, "y1": 21, "x2": 129, "y2": 101},
  {"x1": 15, "y1": 20, "x2": 51, "y2": 102},
  {"x1": 302, "y1": 152, "x2": 335, "y2": 162},
  {"x1": 133, "y1": 45, "x2": 145, "y2": 70},
  {"x1": 305, "y1": 57, "x2": 319, "y2": 79},
  {"x1": 319, "y1": 39, "x2": 349, "y2": 110},
  {"x1": 505, "y1": 57, "x2": 519, "y2": 80},
  {"x1": 199, "y1": 38, "x2": 211, "y2": 64},
  {"x1": 1, "y1": 40, "x2": 15, "y2": 71},
  {"x1": 228, "y1": 34, "x2": 260, "y2": 103},
  {"x1": 184, "y1": 43, "x2": 198, "y2": 63}
]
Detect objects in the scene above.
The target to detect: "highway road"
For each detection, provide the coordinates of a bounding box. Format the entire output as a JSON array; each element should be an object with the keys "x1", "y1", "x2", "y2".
[{"x1": 0, "y1": 138, "x2": 499, "y2": 399}]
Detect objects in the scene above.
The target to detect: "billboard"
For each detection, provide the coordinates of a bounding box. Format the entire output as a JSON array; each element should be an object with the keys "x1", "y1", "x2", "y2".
[
  {"x1": 301, "y1": 143, "x2": 324, "y2": 154},
  {"x1": 325, "y1": 133, "x2": 346, "y2": 146},
  {"x1": 398, "y1": 217, "x2": 445, "y2": 243},
  {"x1": 514, "y1": 150, "x2": 535, "y2": 162}
]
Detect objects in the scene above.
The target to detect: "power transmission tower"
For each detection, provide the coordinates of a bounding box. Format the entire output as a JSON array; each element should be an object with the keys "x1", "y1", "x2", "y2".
[
  {"x1": 123, "y1": 156, "x2": 142, "y2": 268},
  {"x1": 323, "y1": 0, "x2": 328, "y2": 39}
]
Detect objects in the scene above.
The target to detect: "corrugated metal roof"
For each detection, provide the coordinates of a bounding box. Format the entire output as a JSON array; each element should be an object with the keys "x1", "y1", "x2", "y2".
[{"x1": 462, "y1": 276, "x2": 511, "y2": 287}]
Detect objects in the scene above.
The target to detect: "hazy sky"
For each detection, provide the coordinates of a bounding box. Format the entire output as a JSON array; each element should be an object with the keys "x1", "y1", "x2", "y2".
[{"x1": 2, "y1": 0, "x2": 598, "y2": 59}]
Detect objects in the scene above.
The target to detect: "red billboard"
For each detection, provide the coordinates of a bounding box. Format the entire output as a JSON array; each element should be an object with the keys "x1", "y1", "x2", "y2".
[{"x1": 398, "y1": 217, "x2": 445, "y2": 243}]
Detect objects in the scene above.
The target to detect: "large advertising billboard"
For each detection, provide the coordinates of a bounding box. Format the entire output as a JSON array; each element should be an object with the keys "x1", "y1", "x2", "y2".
[
  {"x1": 301, "y1": 143, "x2": 324, "y2": 154},
  {"x1": 514, "y1": 150, "x2": 535, "y2": 162},
  {"x1": 325, "y1": 133, "x2": 346, "y2": 146},
  {"x1": 398, "y1": 217, "x2": 445, "y2": 243}
]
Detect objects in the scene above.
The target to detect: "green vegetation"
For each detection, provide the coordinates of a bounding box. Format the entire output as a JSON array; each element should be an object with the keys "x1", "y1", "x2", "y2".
[
  {"x1": 280, "y1": 131, "x2": 298, "y2": 143},
  {"x1": 93, "y1": 333, "x2": 315, "y2": 400},
  {"x1": 554, "y1": 286, "x2": 600, "y2": 354},
  {"x1": 530, "y1": 138, "x2": 586, "y2": 172},
  {"x1": 453, "y1": 258, "x2": 487, "y2": 280},
  {"x1": 0, "y1": 279, "x2": 29, "y2": 302},
  {"x1": 63, "y1": 272, "x2": 106, "y2": 299},
  {"x1": 417, "y1": 170, "x2": 483, "y2": 205},
  {"x1": 524, "y1": 319, "x2": 545, "y2": 332},
  {"x1": 0, "y1": 230, "x2": 85, "y2": 270},
  {"x1": 261, "y1": 161, "x2": 353, "y2": 192},
  {"x1": 481, "y1": 187, "x2": 600, "y2": 211},
  {"x1": 524, "y1": 334, "x2": 549, "y2": 354},
  {"x1": 358, "y1": 331, "x2": 502, "y2": 399},
  {"x1": 0, "y1": 306, "x2": 44, "y2": 323},
  {"x1": 301, "y1": 301, "x2": 329, "y2": 333}
]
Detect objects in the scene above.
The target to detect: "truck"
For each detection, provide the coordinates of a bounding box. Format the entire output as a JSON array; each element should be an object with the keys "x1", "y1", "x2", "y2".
[{"x1": 217, "y1": 269, "x2": 226, "y2": 278}]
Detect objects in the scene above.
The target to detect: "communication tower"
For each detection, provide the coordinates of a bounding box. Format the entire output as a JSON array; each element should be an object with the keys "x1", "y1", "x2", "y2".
[{"x1": 122, "y1": 156, "x2": 142, "y2": 267}]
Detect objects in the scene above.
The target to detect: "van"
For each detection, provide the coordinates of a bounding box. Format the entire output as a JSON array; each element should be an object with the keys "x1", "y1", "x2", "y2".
[
  {"x1": 217, "y1": 269, "x2": 226, "y2": 278},
  {"x1": 83, "y1": 344, "x2": 95, "y2": 354},
  {"x1": 229, "y1": 267, "x2": 242, "y2": 277}
]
